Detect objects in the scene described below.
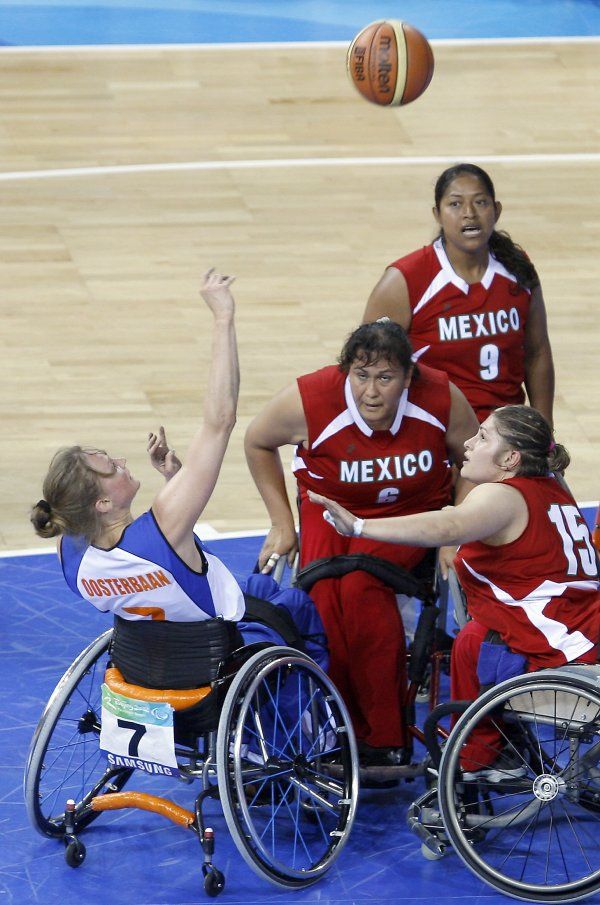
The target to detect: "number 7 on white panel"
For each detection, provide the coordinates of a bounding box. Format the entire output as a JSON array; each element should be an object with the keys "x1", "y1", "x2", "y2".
[{"x1": 547, "y1": 504, "x2": 597, "y2": 576}]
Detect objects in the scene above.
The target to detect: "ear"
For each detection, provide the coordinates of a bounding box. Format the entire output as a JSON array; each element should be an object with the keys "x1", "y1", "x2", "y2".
[
  {"x1": 494, "y1": 200, "x2": 502, "y2": 224},
  {"x1": 501, "y1": 447, "x2": 521, "y2": 471},
  {"x1": 433, "y1": 205, "x2": 441, "y2": 226},
  {"x1": 404, "y1": 364, "x2": 415, "y2": 389},
  {"x1": 95, "y1": 497, "x2": 112, "y2": 515}
]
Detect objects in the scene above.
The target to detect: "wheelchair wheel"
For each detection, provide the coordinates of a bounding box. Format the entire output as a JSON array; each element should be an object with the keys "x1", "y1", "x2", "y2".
[
  {"x1": 438, "y1": 671, "x2": 600, "y2": 903},
  {"x1": 216, "y1": 645, "x2": 358, "y2": 888},
  {"x1": 24, "y1": 629, "x2": 133, "y2": 837}
]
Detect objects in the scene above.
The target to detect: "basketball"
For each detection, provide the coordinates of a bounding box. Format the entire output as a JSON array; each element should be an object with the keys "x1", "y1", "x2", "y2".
[{"x1": 347, "y1": 20, "x2": 434, "y2": 107}]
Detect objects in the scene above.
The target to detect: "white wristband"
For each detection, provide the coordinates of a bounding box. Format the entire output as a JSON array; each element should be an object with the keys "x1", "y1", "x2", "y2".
[{"x1": 352, "y1": 518, "x2": 365, "y2": 537}]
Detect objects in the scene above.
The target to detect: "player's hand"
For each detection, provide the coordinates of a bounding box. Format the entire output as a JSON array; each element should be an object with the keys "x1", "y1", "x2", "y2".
[
  {"x1": 258, "y1": 525, "x2": 298, "y2": 574},
  {"x1": 307, "y1": 491, "x2": 358, "y2": 537},
  {"x1": 200, "y1": 268, "x2": 236, "y2": 319},
  {"x1": 437, "y1": 544, "x2": 458, "y2": 580},
  {"x1": 147, "y1": 427, "x2": 182, "y2": 481}
]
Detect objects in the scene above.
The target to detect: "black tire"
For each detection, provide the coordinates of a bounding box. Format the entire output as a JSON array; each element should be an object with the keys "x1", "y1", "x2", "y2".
[
  {"x1": 65, "y1": 839, "x2": 86, "y2": 867},
  {"x1": 216, "y1": 646, "x2": 358, "y2": 888},
  {"x1": 438, "y1": 670, "x2": 600, "y2": 903},
  {"x1": 203, "y1": 867, "x2": 225, "y2": 896},
  {"x1": 24, "y1": 630, "x2": 133, "y2": 837}
]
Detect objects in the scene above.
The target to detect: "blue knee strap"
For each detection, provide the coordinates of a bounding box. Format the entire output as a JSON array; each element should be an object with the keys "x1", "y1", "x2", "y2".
[{"x1": 477, "y1": 641, "x2": 527, "y2": 688}]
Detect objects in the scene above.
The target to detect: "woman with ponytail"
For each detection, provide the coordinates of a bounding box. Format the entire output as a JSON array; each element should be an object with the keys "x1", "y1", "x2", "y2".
[
  {"x1": 31, "y1": 270, "x2": 245, "y2": 689},
  {"x1": 365, "y1": 164, "x2": 555, "y2": 425},
  {"x1": 309, "y1": 405, "x2": 599, "y2": 778}
]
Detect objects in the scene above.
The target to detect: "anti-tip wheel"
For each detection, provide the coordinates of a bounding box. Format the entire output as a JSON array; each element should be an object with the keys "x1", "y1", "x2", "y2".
[{"x1": 65, "y1": 839, "x2": 86, "y2": 867}]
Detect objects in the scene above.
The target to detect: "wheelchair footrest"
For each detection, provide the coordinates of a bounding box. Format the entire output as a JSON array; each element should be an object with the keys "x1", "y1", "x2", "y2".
[
  {"x1": 359, "y1": 762, "x2": 425, "y2": 782},
  {"x1": 91, "y1": 791, "x2": 195, "y2": 828}
]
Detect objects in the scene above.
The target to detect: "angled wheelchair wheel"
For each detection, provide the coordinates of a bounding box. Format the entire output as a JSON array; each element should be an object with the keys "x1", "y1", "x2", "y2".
[
  {"x1": 216, "y1": 645, "x2": 358, "y2": 888},
  {"x1": 438, "y1": 670, "x2": 600, "y2": 903},
  {"x1": 24, "y1": 629, "x2": 133, "y2": 837}
]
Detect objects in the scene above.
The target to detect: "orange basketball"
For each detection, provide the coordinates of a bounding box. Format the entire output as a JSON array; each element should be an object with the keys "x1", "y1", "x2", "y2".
[{"x1": 347, "y1": 20, "x2": 434, "y2": 107}]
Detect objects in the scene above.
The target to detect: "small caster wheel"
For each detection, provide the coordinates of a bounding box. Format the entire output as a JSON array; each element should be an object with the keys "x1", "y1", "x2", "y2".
[
  {"x1": 65, "y1": 839, "x2": 86, "y2": 867},
  {"x1": 421, "y1": 841, "x2": 444, "y2": 861},
  {"x1": 203, "y1": 867, "x2": 225, "y2": 897}
]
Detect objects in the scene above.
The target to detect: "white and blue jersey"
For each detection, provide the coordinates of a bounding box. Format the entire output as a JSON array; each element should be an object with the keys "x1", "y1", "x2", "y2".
[{"x1": 60, "y1": 509, "x2": 245, "y2": 622}]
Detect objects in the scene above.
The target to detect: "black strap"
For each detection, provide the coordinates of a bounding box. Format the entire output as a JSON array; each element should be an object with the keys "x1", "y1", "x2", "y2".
[
  {"x1": 484, "y1": 628, "x2": 504, "y2": 645},
  {"x1": 294, "y1": 554, "x2": 421, "y2": 596},
  {"x1": 242, "y1": 594, "x2": 305, "y2": 652},
  {"x1": 408, "y1": 604, "x2": 440, "y2": 683}
]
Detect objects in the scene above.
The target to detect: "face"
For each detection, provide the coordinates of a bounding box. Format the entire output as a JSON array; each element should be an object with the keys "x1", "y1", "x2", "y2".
[
  {"x1": 84, "y1": 450, "x2": 140, "y2": 510},
  {"x1": 461, "y1": 416, "x2": 513, "y2": 484},
  {"x1": 434, "y1": 173, "x2": 501, "y2": 255},
  {"x1": 348, "y1": 356, "x2": 412, "y2": 430}
]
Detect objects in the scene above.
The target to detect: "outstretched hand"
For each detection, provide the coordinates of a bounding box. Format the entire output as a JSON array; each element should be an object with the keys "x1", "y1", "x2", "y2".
[
  {"x1": 147, "y1": 426, "x2": 182, "y2": 481},
  {"x1": 307, "y1": 490, "x2": 359, "y2": 537},
  {"x1": 200, "y1": 268, "x2": 236, "y2": 318}
]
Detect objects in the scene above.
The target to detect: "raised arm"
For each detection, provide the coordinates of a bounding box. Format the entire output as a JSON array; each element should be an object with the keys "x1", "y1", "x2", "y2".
[
  {"x1": 363, "y1": 267, "x2": 412, "y2": 327},
  {"x1": 152, "y1": 269, "x2": 239, "y2": 554},
  {"x1": 524, "y1": 285, "x2": 555, "y2": 428},
  {"x1": 308, "y1": 480, "x2": 527, "y2": 549},
  {"x1": 244, "y1": 382, "x2": 308, "y2": 571}
]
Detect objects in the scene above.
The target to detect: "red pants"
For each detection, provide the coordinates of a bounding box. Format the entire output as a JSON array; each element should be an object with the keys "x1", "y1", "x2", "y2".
[
  {"x1": 451, "y1": 620, "x2": 598, "y2": 771},
  {"x1": 300, "y1": 498, "x2": 426, "y2": 748},
  {"x1": 450, "y1": 621, "x2": 502, "y2": 770}
]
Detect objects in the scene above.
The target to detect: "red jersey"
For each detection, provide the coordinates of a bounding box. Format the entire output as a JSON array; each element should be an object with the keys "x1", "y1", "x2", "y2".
[
  {"x1": 294, "y1": 363, "x2": 453, "y2": 519},
  {"x1": 390, "y1": 239, "x2": 532, "y2": 420},
  {"x1": 455, "y1": 476, "x2": 600, "y2": 669}
]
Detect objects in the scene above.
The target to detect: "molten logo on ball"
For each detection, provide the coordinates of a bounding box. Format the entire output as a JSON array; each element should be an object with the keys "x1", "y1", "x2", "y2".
[
  {"x1": 347, "y1": 20, "x2": 434, "y2": 107},
  {"x1": 376, "y1": 35, "x2": 393, "y2": 95}
]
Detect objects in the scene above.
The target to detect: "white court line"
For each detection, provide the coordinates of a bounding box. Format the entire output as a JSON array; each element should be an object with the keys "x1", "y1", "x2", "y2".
[
  {"x1": 1, "y1": 36, "x2": 599, "y2": 53},
  {"x1": 2, "y1": 36, "x2": 597, "y2": 183},
  {"x1": 1, "y1": 153, "x2": 599, "y2": 183},
  {"x1": 0, "y1": 524, "x2": 269, "y2": 558}
]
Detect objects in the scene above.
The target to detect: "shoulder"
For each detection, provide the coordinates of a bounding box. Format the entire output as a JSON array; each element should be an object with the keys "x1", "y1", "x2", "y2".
[
  {"x1": 407, "y1": 364, "x2": 452, "y2": 428},
  {"x1": 389, "y1": 244, "x2": 433, "y2": 273},
  {"x1": 490, "y1": 254, "x2": 532, "y2": 296},
  {"x1": 506, "y1": 475, "x2": 566, "y2": 503},
  {"x1": 298, "y1": 365, "x2": 342, "y2": 395},
  {"x1": 413, "y1": 362, "x2": 450, "y2": 390},
  {"x1": 460, "y1": 480, "x2": 528, "y2": 523},
  {"x1": 117, "y1": 510, "x2": 158, "y2": 551},
  {"x1": 60, "y1": 532, "x2": 89, "y2": 562},
  {"x1": 411, "y1": 364, "x2": 451, "y2": 415}
]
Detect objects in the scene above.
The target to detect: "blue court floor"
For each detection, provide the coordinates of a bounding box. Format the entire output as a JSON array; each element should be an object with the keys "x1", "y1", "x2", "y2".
[{"x1": 3, "y1": 505, "x2": 598, "y2": 905}]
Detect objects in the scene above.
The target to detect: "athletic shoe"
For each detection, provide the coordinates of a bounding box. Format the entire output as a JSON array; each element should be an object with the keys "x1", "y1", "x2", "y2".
[
  {"x1": 358, "y1": 742, "x2": 409, "y2": 768},
  {"x1": 462, "y1": 747, "x2": 527, "y2": 783}
]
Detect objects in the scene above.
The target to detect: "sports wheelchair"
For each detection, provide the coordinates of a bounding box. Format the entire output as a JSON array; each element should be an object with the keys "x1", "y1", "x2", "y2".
[
  {"x1": 409, "y1": 661, "x2": 600, "y2": 903},
  {"x1": 292, "y1": 549, "x2": 454, "y2": 783},
  {"x1": 24, "y1": 611, "x2": 359, "y2": 897}
]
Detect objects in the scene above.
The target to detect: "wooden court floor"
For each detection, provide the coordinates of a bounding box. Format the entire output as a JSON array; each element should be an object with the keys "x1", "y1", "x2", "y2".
[{"x1": 1, "y1": 39, "x2": 599, "y2": 551}]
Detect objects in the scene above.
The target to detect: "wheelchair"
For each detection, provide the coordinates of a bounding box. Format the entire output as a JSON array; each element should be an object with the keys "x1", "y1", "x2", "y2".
[
  {"x1": 408, "y1": 662, "x2": 600, "y2": 903},
  {"x1": 24, "y1": 623, "x2": 359, "y2": 897},
  {"x1": 291, "y1": 548, "x2": 453, "y2": 783}
]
